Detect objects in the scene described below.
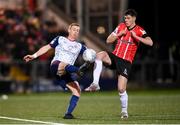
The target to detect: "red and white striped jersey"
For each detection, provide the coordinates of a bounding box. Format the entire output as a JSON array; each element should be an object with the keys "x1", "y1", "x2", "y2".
[{"x1": 112, "y1": 23, "x2": 148, "y2": 63}]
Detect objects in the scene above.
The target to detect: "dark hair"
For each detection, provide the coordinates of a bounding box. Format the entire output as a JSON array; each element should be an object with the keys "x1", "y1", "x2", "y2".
[{"x1": 124, "y1": 9, "x2": 137, "y2": 17}]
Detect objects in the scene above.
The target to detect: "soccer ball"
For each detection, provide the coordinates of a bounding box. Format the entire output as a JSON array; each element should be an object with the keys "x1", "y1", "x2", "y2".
[{"x1": 83, "y1": 49, "x2": 96, "y2": 63}]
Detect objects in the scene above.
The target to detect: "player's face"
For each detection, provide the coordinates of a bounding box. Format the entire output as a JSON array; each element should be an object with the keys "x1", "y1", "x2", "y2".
[
  {"x1": 124, "y1": 15, "x2": 136, "y2": 28},
  {"x1": 68, "y1": 25, "x2": 80, "y2": 40}
]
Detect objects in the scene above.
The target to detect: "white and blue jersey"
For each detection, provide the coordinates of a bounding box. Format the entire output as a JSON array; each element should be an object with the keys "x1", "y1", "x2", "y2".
[{"x1": 50, "y1": 36, "x2": 86, "y2": 65}]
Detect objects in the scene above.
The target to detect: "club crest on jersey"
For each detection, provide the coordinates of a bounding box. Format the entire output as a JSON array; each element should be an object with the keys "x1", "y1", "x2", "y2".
[{"x1": 140, "y1": 29, "x2": 146, "y2": 35}]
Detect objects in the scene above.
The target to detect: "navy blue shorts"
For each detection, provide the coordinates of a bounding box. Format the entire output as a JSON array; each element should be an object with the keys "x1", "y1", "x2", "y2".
[{"x1": 50, "y1": 60, "x2": 76, "y2": 88}]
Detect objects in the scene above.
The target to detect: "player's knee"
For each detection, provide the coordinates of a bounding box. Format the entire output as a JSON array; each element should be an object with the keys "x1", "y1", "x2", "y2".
[
  {"x1": 72, "y1": 86, "x2": 81, "y2": 97},
  {"x1": 72, "y1": 89, "x2": 81, "y2": 97},
  {"x1": 96, "y1": 51, "x2": 107, "y2": 60},
  {"x1": 57, "y1": 69, "x2": 66, "y2": 76},
  {"x1": 57, "y1": 63, "x2": 67, "y2": 76}
]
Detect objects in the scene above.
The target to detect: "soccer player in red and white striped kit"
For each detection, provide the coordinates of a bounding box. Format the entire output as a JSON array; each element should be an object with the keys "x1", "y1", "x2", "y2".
[{"x1": 85, "y1": 9, "x2": 153, "y2": 119}]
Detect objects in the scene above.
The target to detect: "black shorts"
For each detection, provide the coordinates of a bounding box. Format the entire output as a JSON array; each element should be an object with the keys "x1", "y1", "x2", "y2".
[{"x1": 105, "y1": 52, "x2": 132, "y2": 79}]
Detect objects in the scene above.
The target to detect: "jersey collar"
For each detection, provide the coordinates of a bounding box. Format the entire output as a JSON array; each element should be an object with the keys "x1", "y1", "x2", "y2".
[{"x1": 128, "y1": 25, "x2": 136, "y2": 31}]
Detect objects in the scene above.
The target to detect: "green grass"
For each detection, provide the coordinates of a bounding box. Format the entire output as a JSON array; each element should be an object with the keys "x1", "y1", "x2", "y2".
[{"x1": 0, "y1": 89, "x2": 180, "y2": 124}]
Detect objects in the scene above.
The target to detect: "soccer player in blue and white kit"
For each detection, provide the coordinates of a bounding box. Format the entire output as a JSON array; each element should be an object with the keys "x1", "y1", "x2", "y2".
[{"x1": 24, "y1": 23, "x2": 89, "y2": 119}]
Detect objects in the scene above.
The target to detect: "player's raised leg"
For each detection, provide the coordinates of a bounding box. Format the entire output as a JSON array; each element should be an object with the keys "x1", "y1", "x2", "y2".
[
  {"x1": 84, "y1": 59, "x2": 101, "y2": 91},
  {"x1": 56, "y1": 61, "x2": 89, "y2": 77},
  {"x1": 85, "y1": 51, "x2": 111, "y2": 91}
]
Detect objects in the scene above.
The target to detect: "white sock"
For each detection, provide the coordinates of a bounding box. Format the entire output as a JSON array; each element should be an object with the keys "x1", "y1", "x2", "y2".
[
  {"x1": 119, "y1": 91, "x2": 128, "y2": 113},
  {"x1": 92, "y1": 59, "x2": 102, "y2": 85}
]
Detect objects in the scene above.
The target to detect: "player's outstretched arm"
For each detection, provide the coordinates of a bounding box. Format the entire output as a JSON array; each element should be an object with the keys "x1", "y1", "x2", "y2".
[
  {"x1": 23, "y1": 54, "x2": 36, "y2": 62},
  {"x1": 23, "y1": 44, "x2": 52, "y2": 62}
]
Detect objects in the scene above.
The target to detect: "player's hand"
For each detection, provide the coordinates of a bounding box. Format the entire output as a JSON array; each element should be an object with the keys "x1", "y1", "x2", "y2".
[
  {"x1": 117, "y1": 30, "x2": 126, "y2": 37},
  {"x1": 23, "y1": 55, "x2": 35, "y2": 62},
  {"x1": 130, "y1": 31, "x2": 137, "y2": 38}
]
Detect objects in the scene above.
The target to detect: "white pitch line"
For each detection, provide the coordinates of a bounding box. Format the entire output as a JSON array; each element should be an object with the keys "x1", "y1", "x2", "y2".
[{"x1": 0, "y1": 116, "x2": 65, "y2": 125}]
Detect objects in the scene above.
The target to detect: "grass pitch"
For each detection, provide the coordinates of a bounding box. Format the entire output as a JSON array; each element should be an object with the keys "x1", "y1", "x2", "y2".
[{"x1": 0, "y1": 89, "x2": 180, "y2": 124}]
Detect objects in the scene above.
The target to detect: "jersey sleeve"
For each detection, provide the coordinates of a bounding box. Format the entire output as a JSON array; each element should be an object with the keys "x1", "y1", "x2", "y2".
[
  {"x1": 79, "y1": 44, "x2": 87, "y2": 54},
  {"x1": 142, "y1": 32, "x2": 149, "y2": 38},
  {"x1": 112, "y1": 26, "x2": 119, "y2": 36},
  {"x1": 49, "y1": 36, "x2": 59, "y2": 48},
  {"x1": 139, "y1": 28, "x2": 149, "y2": 38},
  {"x1": 112, "y1": 23, "x2": 124, "y2": 36}
]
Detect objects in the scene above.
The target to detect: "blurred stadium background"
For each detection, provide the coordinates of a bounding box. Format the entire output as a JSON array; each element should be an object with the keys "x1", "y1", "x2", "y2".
[
  {"x1": 0, "y1": 0, "x2": 179, "y2": 93},
  {"x1": 0, "y1": 0, "x2": 180, "y2": 124}
]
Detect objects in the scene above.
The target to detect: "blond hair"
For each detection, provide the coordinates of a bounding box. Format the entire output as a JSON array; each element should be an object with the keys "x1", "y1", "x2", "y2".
[{"x1": 69, "y1": 23, "x2": 80, "y2": 28}]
